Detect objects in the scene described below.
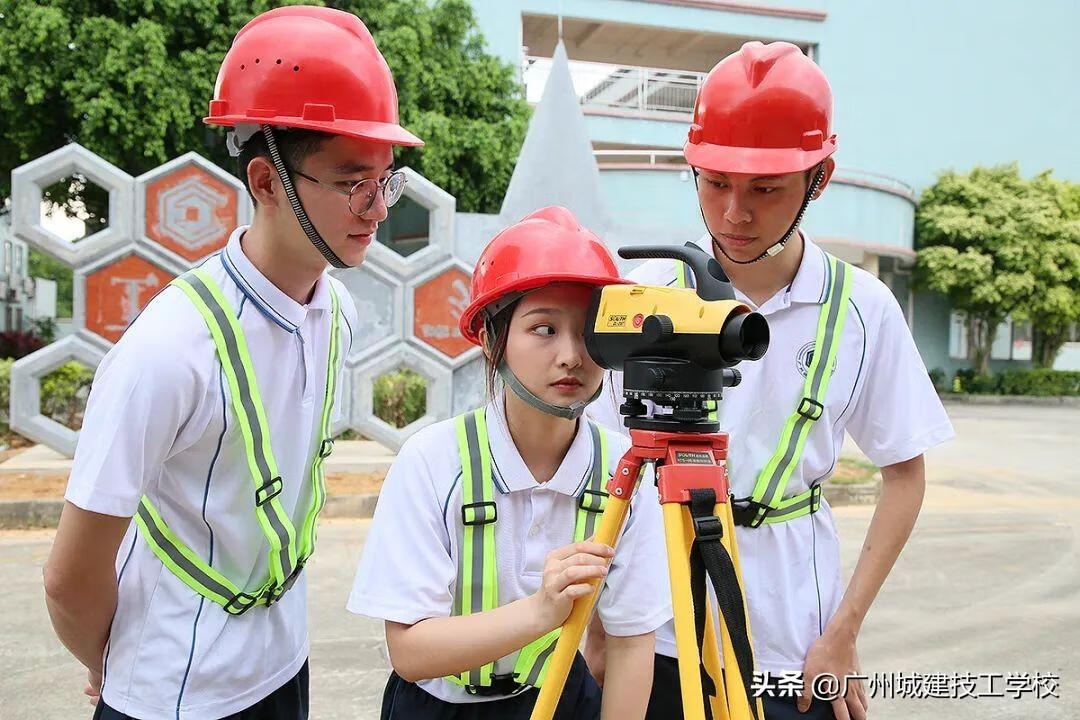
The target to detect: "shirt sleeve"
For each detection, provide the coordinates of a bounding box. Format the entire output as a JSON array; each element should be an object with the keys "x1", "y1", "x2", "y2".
[
  {"x1": 64, "y1": 289, "x2": 204, "y2": 517},
  {"x1": 596, "y1": 438, "x2": 672, "y2": 637},
  {"x1": 846, "y1": 290, "x2": 955, "y2": 467},
  {"x1": 347, "y1": 435, "x2": 457, "y2": 624}
]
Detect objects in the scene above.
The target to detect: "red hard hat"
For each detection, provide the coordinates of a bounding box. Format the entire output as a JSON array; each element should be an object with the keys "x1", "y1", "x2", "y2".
[
  {"x1": 459, "y1": 206, "x2": 631, "y2": 346},
  {"x1": 684, "y1": 41, "x2": 835, "y2": 175},
  {"x1": 205, "y1": 6, "x2": 422, "y2": 147}
]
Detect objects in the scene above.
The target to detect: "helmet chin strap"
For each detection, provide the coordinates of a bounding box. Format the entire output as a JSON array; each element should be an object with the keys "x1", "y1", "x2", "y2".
[
  {"x1": 260, "y1": 125, "x2": 352, "y2": 270},
  {"x1": 497, "y1": 360, "x2": 602, "y2": 421},
  {"x1": 694, "y1": 164, "x2": 825, "y2": 266}
]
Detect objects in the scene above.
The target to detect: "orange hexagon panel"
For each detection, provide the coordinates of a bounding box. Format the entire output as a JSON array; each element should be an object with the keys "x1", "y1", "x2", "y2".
[
  {"x1": 145, "y1": 164, "x2": 238, "y2": 262},
  {"x1": 413, "y1": 266, "x2": 472, "y2": 358},
  {"x1": 85, "y1": 254, "x2": 175, "y2": 344}
]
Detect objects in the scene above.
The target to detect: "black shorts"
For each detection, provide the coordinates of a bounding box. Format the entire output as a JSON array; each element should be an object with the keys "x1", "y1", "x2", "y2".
[
  {"x1": 646, "y1": 654, "x2": 837, "y2": 720},
  {"x1": 93, "y1": 660, "x2": 309, "y2": 720},
  {"x1": 381, "y1": 652, "x2": 602, "y2": 720}
]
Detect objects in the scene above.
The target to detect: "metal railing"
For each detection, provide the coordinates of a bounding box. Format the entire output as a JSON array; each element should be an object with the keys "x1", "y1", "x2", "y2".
[
  {"x1": 592, "y1": 149, "x2": 686, "y2": 165},
  {"x1": 591, "y1": 151, "x2": 919, "y2": 204},
  {"x1": 829, "y1": 168, "x2": 917, "y2": 203},
  {"x1": 525, "y1": 56, "x2": 703, "y2": 115}
]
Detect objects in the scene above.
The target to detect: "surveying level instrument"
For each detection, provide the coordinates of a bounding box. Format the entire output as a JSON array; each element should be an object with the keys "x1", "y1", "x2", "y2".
[{"x1": 531, "y1": 243, "x2": 769, "y2": 720}]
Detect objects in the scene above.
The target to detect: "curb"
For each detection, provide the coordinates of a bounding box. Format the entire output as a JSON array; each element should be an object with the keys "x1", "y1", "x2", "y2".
[
  {"x1": 0, "y1": 493, "x2": 386, "y2": 530},
  {"x1": 2, "y1": 483, "x2": 884, "y2": 529},
  {"x1": 824, "y1": 480, "x2": 881, "y2": 507},
  {"x1": 940, "y1": 393, "x2": 1080, "y2": 407},
  {"x1": 0, "y1": 499, "x2": 64, "y2": 529}
]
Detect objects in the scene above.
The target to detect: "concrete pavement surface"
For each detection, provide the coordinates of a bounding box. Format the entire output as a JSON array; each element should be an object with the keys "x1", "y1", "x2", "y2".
[{"x1": 1, "y1": 403, "x2": 1076, "y2": 718}]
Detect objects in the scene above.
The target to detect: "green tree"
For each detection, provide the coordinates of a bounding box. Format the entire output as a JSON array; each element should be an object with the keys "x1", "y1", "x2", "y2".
[
  {"x1": 0, "y1": 0, "x2": 529, "y2": 221},
  {"x1": 1023, "y1": 176, "x2": 1080, "y2": 367},
  {"x1": 334, "y1": 0, "x2": 531, "y2": 213},
  {"x1": 28, "y1": 248, "x2": 72, "y2": 317},
  {"x1": 915, "y1": 164, "x2": 1079, "y2": 375}
]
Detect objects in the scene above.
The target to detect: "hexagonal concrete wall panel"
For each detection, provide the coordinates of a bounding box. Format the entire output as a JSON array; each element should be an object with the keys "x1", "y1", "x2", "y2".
[
  {"x1": 331, "y1": 364, "x2": 353, "y2": 438},
  {"x1": 74, "y1": 244, "x2": 186, "y2": 349},
  {"x1": 364, "y1": 167, "x2": 454, "y2": 279},
  {"x1": 452, "y1": 355, "x2": 488, "y2": 415},
  {"x1": 11, "y1": 143, "x2": 135, "y2": 267},
  {"x1": 10, "y1": 335, "x2": 106, "y2": 458},
  {"x1": 406, "y1": 259, "x2": 482, "y2": 369},
  {"x1": 136, "y1": 152, "x2": 252, "y2": 266},
  {"x1": 350, "y1": 346, "x2": 452, "y2": 451},
  {"x1": 331, "y1": 258, "x2": 405, "y2": 366}
]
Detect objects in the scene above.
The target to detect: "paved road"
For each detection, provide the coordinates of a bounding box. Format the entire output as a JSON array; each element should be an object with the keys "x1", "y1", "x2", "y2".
[{"x1": 2, "y1": 403, "x2": 1077, "y2": 719}]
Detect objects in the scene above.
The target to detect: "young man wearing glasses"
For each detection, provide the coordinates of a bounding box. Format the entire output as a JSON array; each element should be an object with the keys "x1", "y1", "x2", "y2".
[{"x1": 43, "y1": 7, "x2": 422, "y2": 719}]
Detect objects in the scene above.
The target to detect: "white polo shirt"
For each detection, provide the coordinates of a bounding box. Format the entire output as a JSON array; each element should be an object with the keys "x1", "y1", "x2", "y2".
[
  {"x1": 347, "y1": 393, "x2": 671, "y2": 704},
  {"x1": 65, "y1": 226, "x2": 358, "y2": 720},
  {"x1": 587, "y1": 233, "x2": 954, "y2": 674}
]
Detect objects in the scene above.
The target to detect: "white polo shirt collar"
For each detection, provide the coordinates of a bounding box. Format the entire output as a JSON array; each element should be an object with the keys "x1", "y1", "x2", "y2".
[
  {"x1": 692, "y1": 231, "x2": 831, "y2": 315},
  {"x1": 485, "y1": 393, "x2": 596, "y2": 497},
  {"x1": 220, "y1": 226, "x2": 333, "y2": 333}
]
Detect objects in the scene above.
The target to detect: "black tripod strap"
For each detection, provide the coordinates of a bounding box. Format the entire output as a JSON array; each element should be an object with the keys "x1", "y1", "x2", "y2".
[{"x1": 688, "y1": 488, "x2": 759, "y2": 720}]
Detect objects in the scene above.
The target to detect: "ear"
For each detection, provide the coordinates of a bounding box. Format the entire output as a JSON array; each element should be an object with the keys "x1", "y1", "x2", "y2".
[
  {"x1": 246, "y1": 156, "x2": 282, "y2": 209},
  {"x1": 811, "y1": 157, "x2": 836, "y2": 200},
  {"x1": 478, "y1": 324, "x2": 490, "y2": 359}
]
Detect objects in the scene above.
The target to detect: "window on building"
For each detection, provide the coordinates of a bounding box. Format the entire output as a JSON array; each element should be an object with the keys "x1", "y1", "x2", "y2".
[
  {"x1": 948, "y1": 311, "x2": 968, "y2": 359},
  {"x1": 952, "y1": 312, "x2": 1033, "y2": 361},
  {"x1": 990, "y1": 318, "x2": 1013, "y2": 360},
  {"x1": 1011, "y1": 322, "x2": 1033, "y2": 361}
]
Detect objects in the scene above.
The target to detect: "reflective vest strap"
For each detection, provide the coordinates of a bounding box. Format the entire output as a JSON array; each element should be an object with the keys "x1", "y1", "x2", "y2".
[
  {"x1": 762, "y1": 485, "x2": 822, "y2": 524},
  {"x1": 134, "y1": 497, "x2": 240, "y2": 607},
  {"x1": 136, "y1": 271, "x2": 343, "y2": 614},
  {"x1": 447, "y1": 412, "x2": 610, "y2": 690},
  {"x1": 749, "y1": 255, "x2": 852, "y2": 524},
  {"x1": 575, "y1": 422, "x2": 610, "y2": 542},
  {"x1": 676, "y1": 261, "x2": 695, "y2": 290},
  {"x1": 299, "y1": 285, "x2": 343, "y2": 559},
  {"x1": 170, "y1": 270, "x2": 296, "y2": 585},
  {"x1": 449, "y1": 408, "x2": 498, "y2": 688},
  {"x1": 513, "y1": 628, "x2": 562, "y2": 688}
]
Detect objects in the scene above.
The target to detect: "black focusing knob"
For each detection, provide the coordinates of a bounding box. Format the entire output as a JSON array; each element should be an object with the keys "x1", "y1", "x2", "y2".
[{"x1": 642, "y1": 314, "x2": 675, "y2": 344}]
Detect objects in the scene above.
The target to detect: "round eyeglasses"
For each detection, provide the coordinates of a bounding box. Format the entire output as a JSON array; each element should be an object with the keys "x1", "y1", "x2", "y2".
[{"x1": 290, "y1": 169, "x2": 408, "y2": 216}]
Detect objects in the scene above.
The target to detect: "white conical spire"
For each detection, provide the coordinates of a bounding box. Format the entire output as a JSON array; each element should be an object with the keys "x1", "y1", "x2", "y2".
[{"x1": 500, "y1": 41, "x2": 610, "y2": 230}]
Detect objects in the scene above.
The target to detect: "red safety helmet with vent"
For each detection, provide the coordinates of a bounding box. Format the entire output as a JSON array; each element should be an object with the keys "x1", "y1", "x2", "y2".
[
  {"x1": 205, "y1": 5, "x2": 422, "y2": 147},
  {"x1": 684, "y1": 41, "x2": 835, "y2": 175},
  {"x1": 459, "y1": 206, "x2": 631, "y2": 346}
]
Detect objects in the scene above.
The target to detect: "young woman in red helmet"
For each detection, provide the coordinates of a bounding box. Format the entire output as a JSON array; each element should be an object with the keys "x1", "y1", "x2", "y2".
[
  {"x1": 44, "y1": 7, "x2": 420, "y2": 718},
  {"x1": 588, "y1": 42, "x2": 953, "y2": 720},
  {"x1": 349, "y1": 206, "x2": 669, "y2": 719}
]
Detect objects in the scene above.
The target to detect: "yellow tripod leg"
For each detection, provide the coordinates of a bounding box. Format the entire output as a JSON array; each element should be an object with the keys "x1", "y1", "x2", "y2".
[
  {"x1": 714, "y1": 501, "x2": 763, "y2": 720},
  {"x1": 665, "y1": 502, "x2": 709, "y2": 720},
  {"x1": 529, "y1": 494, "x2": 633, "y2": 720},
  {"x1": 703, "y1": 602, "x2": 730, "y2": 720},
  {"x1": 683, "y1": 501, "x2": 762, "y2": 720}
]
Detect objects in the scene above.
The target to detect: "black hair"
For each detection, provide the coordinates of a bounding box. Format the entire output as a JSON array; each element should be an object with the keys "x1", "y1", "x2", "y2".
[
  {"x1": 481, "y1": 301, "x2": 520, "y2": 399},
  {"x1": 236, "y1": 128, "x2": 334, "y2": 204}
]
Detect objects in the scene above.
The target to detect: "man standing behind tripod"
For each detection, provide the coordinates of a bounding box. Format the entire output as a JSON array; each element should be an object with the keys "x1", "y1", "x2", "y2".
[{"x1": 588, "y1": 41, "x2": 953, "y2": 720}]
